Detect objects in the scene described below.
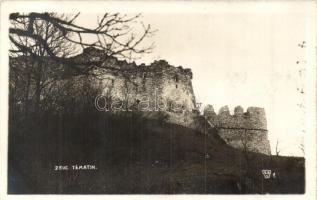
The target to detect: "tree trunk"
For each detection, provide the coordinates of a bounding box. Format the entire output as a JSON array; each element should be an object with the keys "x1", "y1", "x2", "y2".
[
  {"x1": 24, "y1": 71, "x2": 31, "y2": 117},
  {"x1": 34, "y1": 60, "x2": 43, "y2": 115}
]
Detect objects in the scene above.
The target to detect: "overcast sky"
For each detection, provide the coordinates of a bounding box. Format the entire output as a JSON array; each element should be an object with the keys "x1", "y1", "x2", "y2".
[
  {"x1": 140, "y1": 13, "x2": 310, "y2": 157},
  {"x1": 73, "y1": 2, "x2": 316, "y2": 156}
]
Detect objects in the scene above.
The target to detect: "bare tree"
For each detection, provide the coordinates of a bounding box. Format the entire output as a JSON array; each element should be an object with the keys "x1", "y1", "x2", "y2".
[
  {"x1": 275, "y1": 140, "x2": 281, "y2": 156},
  {"x1": 9, "y1": 13, "x2": 155, "y2": 114},
  {"x1": 9, "y1": 12, "x2": 155, "y2": 73},
  {"x1": 240, "y1": 130, "x2": 251, "y2": 169},
  {"x1": 10, "y1": 13, "x2": 75, "y2": 114},
  {"x1": 299, "y1": 142, "x2": 305, "y2": 156},
  {"x1": 238, "y1": 130, "x2": 259, "y2": 175}
]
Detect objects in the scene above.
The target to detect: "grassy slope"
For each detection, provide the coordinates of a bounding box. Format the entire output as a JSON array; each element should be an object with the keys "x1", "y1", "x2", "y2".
[{"x1": 8, "y1": 112, "x2": 304, "y2": 194}]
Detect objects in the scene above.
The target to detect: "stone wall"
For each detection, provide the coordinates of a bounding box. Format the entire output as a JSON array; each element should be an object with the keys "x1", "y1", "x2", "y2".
[
  {"x1": 204, "y1": 105, "x2": 271, "y2": 155},
  {"x1": 77, "y1": 48, "x2": 197, "y2": 112}
]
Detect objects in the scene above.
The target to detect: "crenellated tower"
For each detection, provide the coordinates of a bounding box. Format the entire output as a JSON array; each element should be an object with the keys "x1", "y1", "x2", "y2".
[{"x1": 204, "y1": 105, "x2": 271, "y2": 155}]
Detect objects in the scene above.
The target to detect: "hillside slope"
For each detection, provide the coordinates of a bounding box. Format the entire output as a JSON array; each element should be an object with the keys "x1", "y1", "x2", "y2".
[{"x1": 8, "y1": 111, "x2": 304, "y2": 194}]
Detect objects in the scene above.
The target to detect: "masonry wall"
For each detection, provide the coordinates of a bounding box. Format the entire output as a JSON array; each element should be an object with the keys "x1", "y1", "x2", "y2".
[
  {"x1": 80, "y1": 48, "x2": 197, "y2": 111},
  {"x1": 217, "y1": 129, "x2": 271, "y2": 155},
  {"x1": 204, "y1": 105, "x2": 271, "y2": 155}
]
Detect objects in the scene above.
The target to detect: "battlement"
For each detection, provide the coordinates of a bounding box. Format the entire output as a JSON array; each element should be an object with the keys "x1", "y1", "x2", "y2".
[
  {"x1": 204, "y1": 105, "x2": 270, "y2": 155},
  {"x1": 204, "y1": 105, "x2": 267, "y2": 130},
  {"x1": 68, "y1": 47, "x2": 197, "y2": 111},
  {"x1": 79, "y1": 47, "x2": 193, "y2": 79}
]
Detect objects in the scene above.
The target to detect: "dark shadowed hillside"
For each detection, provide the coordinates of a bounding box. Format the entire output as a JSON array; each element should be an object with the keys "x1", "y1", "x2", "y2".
[{"x1": 8, "y1": 111, "x2": 304, "y2": 194}]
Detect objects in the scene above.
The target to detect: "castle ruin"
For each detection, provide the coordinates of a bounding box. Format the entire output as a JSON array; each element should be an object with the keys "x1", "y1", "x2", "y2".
[
  {"x1": 204, "y1": 105, "x2": 271, "y2": 155},
  {"x1": 45, "y1": 47, "x2": 271, "y2": 155},
  {"x1": 77, "y1": 47, "x2": 196, "y2": 112}
]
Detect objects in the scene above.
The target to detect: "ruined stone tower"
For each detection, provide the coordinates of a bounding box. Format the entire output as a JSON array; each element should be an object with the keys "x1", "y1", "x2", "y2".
[{"x1": 204, "y1": 105, "x2": 271, "y2": 155}]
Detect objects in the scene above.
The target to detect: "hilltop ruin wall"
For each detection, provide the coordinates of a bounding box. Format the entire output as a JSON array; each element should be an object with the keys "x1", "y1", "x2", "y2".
[
  {"x1": 80, "y1": 48, "x2": 197, "y2": 112},
  {"x1": 204, "y1": 105, "x2": 271, "y2": 155},
  {"x1": 63, "y1": 48, "x2": 271, "y2": 155},
  {"x1": 15, "y1": 47, "x2": 271, "y2": 155}
]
